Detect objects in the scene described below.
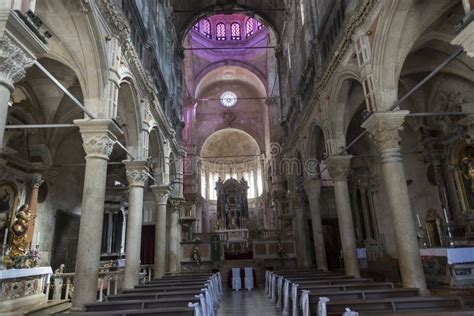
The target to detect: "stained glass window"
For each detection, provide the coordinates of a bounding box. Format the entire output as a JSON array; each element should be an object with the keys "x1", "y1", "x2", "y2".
[
  {"x1": 193, "y1": 22, "x2": 199, "y2": 31},
  {"x1": 216, "y1": 22, "x2": 226, "y2": 40},
  {"x1": 203, "y1": 19, "x2": 211, "y2": 38},
  {"x1": 257, "y1": 21, "x2": 264, "y2": 30},
  {"x1": 246, "y1": 19, "x2": 254, "y2": 37},
  {"x1": 230, "y1": 22, "x2": 241, "y2": 40}
]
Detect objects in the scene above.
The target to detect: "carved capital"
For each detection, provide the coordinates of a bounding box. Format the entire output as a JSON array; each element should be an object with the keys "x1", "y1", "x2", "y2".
[
  {"x1": 124, "y1": 160, "x2": 149, "y2": 187},
  {"x1": 325, "y1": 155, "x2": 353, "y2": 182},
  {"x1": 151, "y1": 185, "x2": 171, "y2": 205},
  {"x1": 271, "y1": 190, "x2": 287, "y2": 202},
  {"x1": 30, "y1": 174, "x2": 44, "y2": 188},
  {"x1": 0, "y1": 36, "x2": 35, "y2": 90},
  {"x1": 361, "y1": 111, "x2": 409, "y2": 151},
  {"x1": 74, "y1": 119, "x2": 118, "y2": 159},
  {"x1": 168, "y1": 197, "x2": 185, "y2": 211}
]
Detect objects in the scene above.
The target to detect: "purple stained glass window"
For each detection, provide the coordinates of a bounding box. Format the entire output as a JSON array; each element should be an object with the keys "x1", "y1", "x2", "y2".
[
  {"x1": 246, "y1": 19, "x2": 254, "y2": 37},
  {"x1": 193, "y1": 22, "x2": 199, "y2": 31},
  {"x1": 203, "y1": 19, "x2": 211, "y2": 38},
  {"x1": 257, "y1": 21, "x2": 265, "y2": 30},
  {"x1": 231, "y1": 22, "x2": 241, "y2": 40},
  {"x1": 216, "y1": 22, "x2": 226, "y2": 41}
]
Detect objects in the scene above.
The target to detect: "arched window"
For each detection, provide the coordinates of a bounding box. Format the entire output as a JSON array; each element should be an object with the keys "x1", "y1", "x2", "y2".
[
  {"x1": 245, "y1": 19, "x2": 254, "y2": 37},
  {"x1": 193, "y1": 21, "x2": 199, "y2": 31},
  {"x1": 216, "y1": 22, "x2": 226, "y2": 41},
  {"x1": 203, "y1": 19, "x2": 211, "y2": 38},
  {"x1": 257, "y1": 21, "x2": 265, "y2": 30},
  {"x1": 230, "y1": 22, "x2": 241, "y2": 40}
]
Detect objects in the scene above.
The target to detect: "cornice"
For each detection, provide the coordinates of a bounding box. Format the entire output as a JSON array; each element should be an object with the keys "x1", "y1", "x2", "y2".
[{"x1": 281, "y1": 0, "x2": 380, "y2": 154}]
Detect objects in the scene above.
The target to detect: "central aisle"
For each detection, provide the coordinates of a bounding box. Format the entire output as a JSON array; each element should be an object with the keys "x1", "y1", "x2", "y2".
[{"x1": 216, "y1": 288, "x2": 281, "y2": 316}]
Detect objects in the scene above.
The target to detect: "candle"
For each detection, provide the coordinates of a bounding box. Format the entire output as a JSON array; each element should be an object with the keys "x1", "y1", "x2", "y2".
[
  {"x1": 416, "y1": 214, "x2": 422, "y2": 227},
  {"x1": 3, "y1": 228, "x2": 8, "y2": 246},
  {"x1": 442, "y1": 208, "x2": 449, "y2": 224}
]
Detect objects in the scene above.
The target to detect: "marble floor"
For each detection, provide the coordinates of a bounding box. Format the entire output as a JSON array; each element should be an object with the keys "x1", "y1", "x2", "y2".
[{"x1": 216, "y1": 288, "x2": 281, "y2": 316}]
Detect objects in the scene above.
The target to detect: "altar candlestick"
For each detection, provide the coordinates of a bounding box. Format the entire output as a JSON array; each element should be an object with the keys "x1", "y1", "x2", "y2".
[
  {"x1": 3, "y1": 228, "x2": 8, "y2": 246},
  {"x1": 416, "y1": 214, "x2": 422, "y2": 227}
]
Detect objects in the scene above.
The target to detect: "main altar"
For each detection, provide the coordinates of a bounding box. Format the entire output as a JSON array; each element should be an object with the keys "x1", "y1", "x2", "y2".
[{"x1": 215, "y1": 178, "x2": 251, "y2": 258}]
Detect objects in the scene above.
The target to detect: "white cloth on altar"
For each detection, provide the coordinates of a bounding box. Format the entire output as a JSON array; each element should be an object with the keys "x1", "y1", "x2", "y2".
[
  {"x1": 420, "y1": 247, "x2": 474, "y2": 264},
  {"x1": 231, "y1": 268, "x2": 242, "y2": 291},
  {"x1": 244, "y1": 267, "x2": 253, "y2": 290}
]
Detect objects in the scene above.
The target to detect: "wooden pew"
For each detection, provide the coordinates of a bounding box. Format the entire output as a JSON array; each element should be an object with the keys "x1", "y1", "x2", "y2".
[
  {"x1": 122, "y1": 285, "x2": 204, "y2": 294},
  {"x1": 297, "y1": 282, "x2": 394, "y2": 294},
  {"x1": 68, "y1": 306, "x2": 194, "y2": 315},
  {"x1": 325, "y1": 296, "x2": 464, "y2": 315},
  {"x1": 307, "y1": 288, "x2": 419, "y2": 303},
  {"x1": 107, "y1": 290, "x2": 200, "y2": 301},
  {"x1": 85, "y1": 297, "x2": 200, "y2": 312}
]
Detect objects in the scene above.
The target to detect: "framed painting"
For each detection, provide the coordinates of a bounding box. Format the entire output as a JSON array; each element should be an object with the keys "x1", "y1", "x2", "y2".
[{"x1": 0, "y1": 181, "x2": 20, "y2": 245}]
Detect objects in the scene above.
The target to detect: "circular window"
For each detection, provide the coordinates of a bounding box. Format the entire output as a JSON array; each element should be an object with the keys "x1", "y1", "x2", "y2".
[{"x1": 220, "y1": 91, "x2": 238, "y2": 108}]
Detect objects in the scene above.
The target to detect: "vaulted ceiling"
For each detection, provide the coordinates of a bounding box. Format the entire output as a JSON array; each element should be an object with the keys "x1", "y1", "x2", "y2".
[{"x1": 170, "y1": 0, "x2": 286, "y2": 40}]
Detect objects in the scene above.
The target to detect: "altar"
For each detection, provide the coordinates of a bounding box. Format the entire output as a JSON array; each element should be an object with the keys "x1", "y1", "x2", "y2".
[
  {"x1": 420, "y1": 247, "x2": 474, "y2": 287},
  {"x1": 0, "y1": 266, "x2": 52, "y2": 312}
]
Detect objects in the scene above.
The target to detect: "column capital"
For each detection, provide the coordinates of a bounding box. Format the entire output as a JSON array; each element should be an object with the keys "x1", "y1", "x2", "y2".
[
  {"x1": 151, "y1": 184, "x2": 171, "y2": 205},
  {"x1": 325, "y1": 155, "x2": 353, "y2": 182},
  {"x1": 361, "y1": 111, "x2": 409, "y2": 151},
  {"x1": 303, "y1": 178, "x2": 321, "y2": 197},
  {"x1": 74, "y1": 119, "x2": 118, "y2": 160},
  {"x1": 123, "y1": 160, "x2": 149, "y2": 188},
  {"x1": 168, "y1": 196, "x2": 185, "y2": 211},
  {"x1": 0, "y1": 36, "x2": 34, "y2": 91},
  {"x1": 30, "y1": 174, "x2": 44, "y2": 188}
]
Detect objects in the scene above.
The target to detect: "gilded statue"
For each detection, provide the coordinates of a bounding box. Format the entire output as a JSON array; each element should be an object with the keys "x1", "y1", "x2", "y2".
[
  {"x1": 3, "y1": 204, "x2": 35, "y2": 268},
  {"x1": 461, "y1": 156, "x2": 474, "y2": 193}
]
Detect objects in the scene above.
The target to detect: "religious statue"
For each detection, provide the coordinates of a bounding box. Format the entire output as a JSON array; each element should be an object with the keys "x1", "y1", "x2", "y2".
[
  {"x1": 216, "y1": 178, "x2": 249, "y2": 230},
  {"x1": 3, "y1": 204, "x2": 37, "y2": 268}
]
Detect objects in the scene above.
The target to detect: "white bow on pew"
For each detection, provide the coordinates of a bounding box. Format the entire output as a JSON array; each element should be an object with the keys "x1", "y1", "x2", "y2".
[
  {"x1": 276, "y1": 276, "x2": 283, "y2": 307},
  {"x1": 300, "y1": 290, "x2": 311, "y2": 316},
  {"x1": 342, "y1": 307, "x2": 359, "y2": 316},
  {"x1": 195, "y1": 293, "x2": 207, "y2": 316},
  {"x1": 282, "y1": 279, "x2": 290, "y2": 314},
  {"x1": 188, "y1": 302, "x2": 202, "y2": 316},
  {"x1": 291, "y1": 283, "x2": 299, "y2": 316},
  {"x1": 217, "y1": 272, "x2": 223, "y2": 297},
  {"x1": 266, "y1": 272, "x2": 273, "y2": 297},
  {"x1": 318, "y1": 297, "x2": 330, "y2": 316},
  {"x1": 271, "y1": 273, "x2": 277, "y2": 302},
  {"x1": 202, "y1": 288, "x2": 215, "y2": 316}
]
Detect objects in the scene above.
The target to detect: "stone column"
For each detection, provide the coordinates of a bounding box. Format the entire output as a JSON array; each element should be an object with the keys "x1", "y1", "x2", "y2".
[
  {"x1": 362, "y1": 111, "x2": 427, "y2": 293},
  {"x1": 289, "y1": 192, "x2": 311, "y2": 268},
  {"x1": 123, "y1": 160, "x2": 148, "y2": 289},
  {"x1": 0, "y1": 36, "x2": 34, "y2": 149},
  {"x1": 26, "y1": 174, "x2": 43, "y2": 246},
  {"x1": 72, "y1": 119, "x2": 117, "y2": 309},
  {"x1": 151, "y1": 185, "x2": 171, "y2": 278},
  {"x1": 326, "y1": 155, "x2": 360, "y2": 278},
  {"x1": 358, "y1": 179, "x2": 373, "y2": 240},
  {"x1": 304, "y1": 179, "x2": 328, "y2": 271},
  {"x1": 168, "y1": 197, "x2": 183, "y2": 273}
]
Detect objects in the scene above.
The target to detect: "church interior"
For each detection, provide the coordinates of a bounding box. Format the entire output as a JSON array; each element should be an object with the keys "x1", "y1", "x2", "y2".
[{"x1": 0, "y1": 0, "x2": 474, "y2": 315}]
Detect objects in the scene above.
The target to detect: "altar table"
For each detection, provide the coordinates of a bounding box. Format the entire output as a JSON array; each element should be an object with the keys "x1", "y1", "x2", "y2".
[
  {"x1": 0, "y1": 266, "x2": 53, "y2": 312},
  {"x1": 420, "y1": 247, "x2": 474, "y2": 287}
]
